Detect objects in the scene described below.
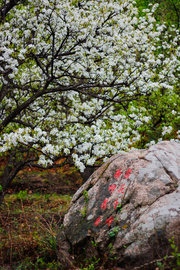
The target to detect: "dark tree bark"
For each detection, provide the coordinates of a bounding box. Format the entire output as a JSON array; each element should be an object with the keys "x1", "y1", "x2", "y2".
[
  {"x1": 80, "y1": 166, "x2": 97, "y2": 182},
  {"x1": 0, "y1": 0, "x2": 21, "y2": 22},
  {"x1": 0, "y1": 150, "x2": 37, "y2": 205}
]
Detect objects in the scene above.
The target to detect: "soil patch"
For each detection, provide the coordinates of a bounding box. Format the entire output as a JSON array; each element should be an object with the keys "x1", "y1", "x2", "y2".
[{"x1": 8, "y1": 166, "x2": 83, "y2": 195}]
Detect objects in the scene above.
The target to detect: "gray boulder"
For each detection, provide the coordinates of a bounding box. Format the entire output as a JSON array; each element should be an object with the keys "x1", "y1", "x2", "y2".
[{"x1": 57, "y1": 141, "x2": 180, "y2": 269}]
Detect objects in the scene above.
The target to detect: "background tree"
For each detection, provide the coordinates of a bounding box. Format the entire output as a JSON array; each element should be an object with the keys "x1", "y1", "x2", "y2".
[
  {"x1": 134, "y1": 0, "x2": 180, "y2": 146},
  {"x1": 0, "y1": 0, "x2": 179, "y2": 203},
  {"x1": 136, "y1": 0, "x2": 180, "y2": 28}
]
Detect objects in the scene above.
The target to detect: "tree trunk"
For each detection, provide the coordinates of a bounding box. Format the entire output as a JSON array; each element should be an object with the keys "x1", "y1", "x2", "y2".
[{"x1": 0, "y1": 152, "x2": 37, "y2": 205}]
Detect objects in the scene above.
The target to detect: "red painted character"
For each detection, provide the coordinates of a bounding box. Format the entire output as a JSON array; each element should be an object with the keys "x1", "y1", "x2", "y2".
[
  {"x1": 94, "y1": 216, "x2": 102, "y2": 226},
  {"x1": 114, "y1": 169, "x2": 122, "y2": 180},
  {"x1": 118, "y1": 183, "x2": 125, "y2": 194},
  {"x1": 124, "y1": 168, "x2": 131, "y2": 179},
  {"x1": 105, "y1": 216, "x2": 114, "y2": 227},
  {"x1": 109, "y1": 184, "x2": 117, "y2": 195},
  {"x1": 101, "y1": 198, "x2": 108, "y2": 210},
  {"x1": 113, "y1": 199, "x2": 119, "y2": 209}
]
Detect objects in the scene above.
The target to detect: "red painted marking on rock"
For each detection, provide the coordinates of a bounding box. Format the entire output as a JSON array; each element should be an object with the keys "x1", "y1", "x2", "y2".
[
  {"x1": 124, "y1": 168, "x2": 131, "y2": 179},
  {"x1": 118, "y1": 183, "x2": 125, "y2": 194},
  {"x1": 113, "y1": 199, "x2": 119, "y2": 209},
  {"x1": 101, "y1": 198, "x2": 109, "y2": 210},
  {"x1": 109, "y1": 184, "x2": 117, "y2": 194},
  {"x1": 105, "y1": 216, "x2": 114, "y2": 227},
  {"x1": 94, "y1": 216, "x2": 102, "y2": 226},
  {"x1": 114, "y1": 169, "x2": 122, "y2": 180}
]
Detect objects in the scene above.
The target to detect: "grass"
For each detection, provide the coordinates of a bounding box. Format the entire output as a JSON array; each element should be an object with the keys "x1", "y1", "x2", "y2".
[
  {"x1": 0, "y1": 192, "x2": 72, "y2": 269},
  {"x1": 0, "y1": 162, "x2": 82, "y2": 269}
]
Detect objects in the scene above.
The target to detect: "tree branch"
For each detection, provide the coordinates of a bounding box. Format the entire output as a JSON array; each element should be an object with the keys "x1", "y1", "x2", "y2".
[{"x1": 0, "y1": 0, "x2": 20, "y2": 22}]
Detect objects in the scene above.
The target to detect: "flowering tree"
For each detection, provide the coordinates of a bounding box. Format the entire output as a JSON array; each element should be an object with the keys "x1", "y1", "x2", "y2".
[{"x1": 0, "y1": 0, "x2": 179, "y2": 202}]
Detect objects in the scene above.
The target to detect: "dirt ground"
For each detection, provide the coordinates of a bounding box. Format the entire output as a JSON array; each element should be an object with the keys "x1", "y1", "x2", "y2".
[{"x1": 7, "y1": 165, "x2": 84, "y2": 195}]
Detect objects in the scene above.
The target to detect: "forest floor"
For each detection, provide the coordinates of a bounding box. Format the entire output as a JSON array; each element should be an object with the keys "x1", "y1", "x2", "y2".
[{"x1": 0, "y1": 165, "x2": 84, "y2": 270}]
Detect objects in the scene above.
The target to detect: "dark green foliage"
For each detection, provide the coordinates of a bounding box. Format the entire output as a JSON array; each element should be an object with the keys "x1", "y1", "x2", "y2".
[
  {"x1": 130, "y1": 87, "x2": 180, "y2": 149},
  {"x1": 136, "y1": 0, "x2": 180, "y2": 28},
  {"x1": 108, "y1": 226, "x2": 120, "y2": 238},
  {"x1": 83, "y1": 190, "x2": 89, "y2": 203}
]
